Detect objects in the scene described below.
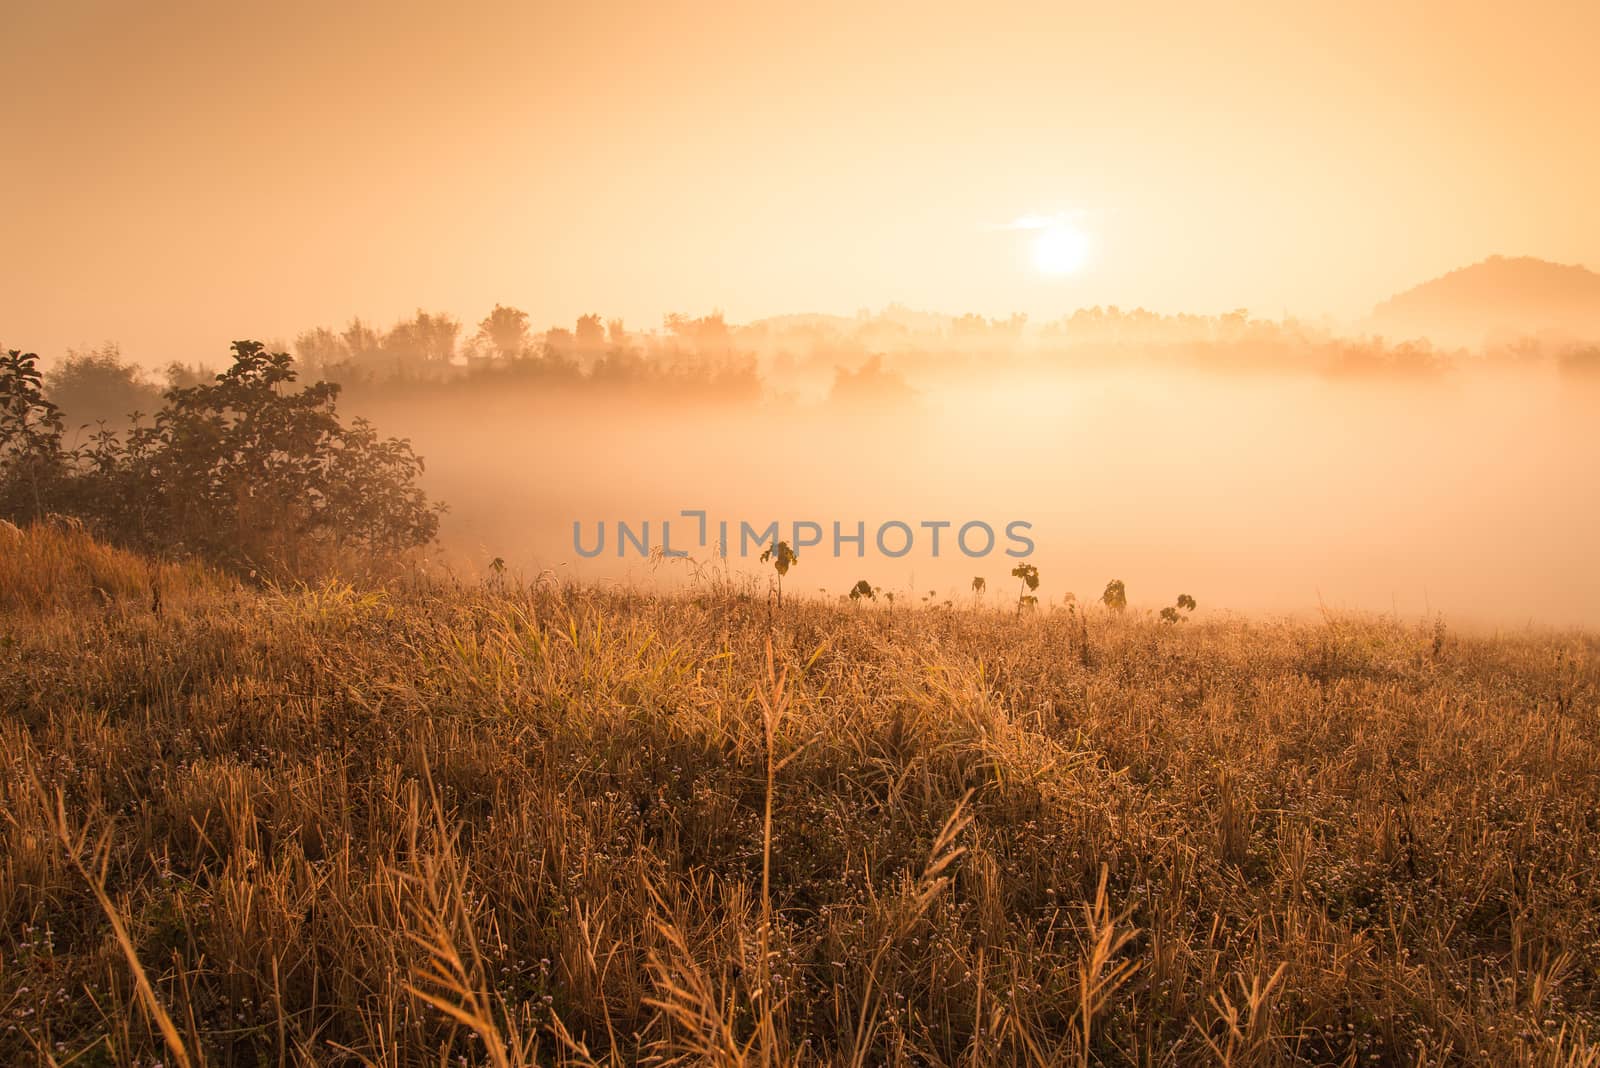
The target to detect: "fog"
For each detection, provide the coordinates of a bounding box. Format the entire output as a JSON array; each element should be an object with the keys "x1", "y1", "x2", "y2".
[{"x1": 348, "y1": 362, "x2": 1600, "y2": 628}]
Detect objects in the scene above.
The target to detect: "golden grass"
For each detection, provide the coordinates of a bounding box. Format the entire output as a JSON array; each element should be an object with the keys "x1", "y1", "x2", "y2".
[
  {"x1": 0, "y1": 519, "x2": 228, "y2": 616},
  {"x1": 1, "y1": 525, "x2": 1598, "y2": 1065}
]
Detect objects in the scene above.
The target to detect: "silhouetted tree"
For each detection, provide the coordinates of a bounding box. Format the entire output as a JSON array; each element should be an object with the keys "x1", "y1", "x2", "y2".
[
  {"x1": 544, "y1": 327, "x2": 575, "y2": 362},
  {"x1": 341, "y1": 318, "x2": 384, "y2": 365},
  {"x1": 575, "y1": 313, "x2": 605, "y2": 350},
  {"x1": 0, "y1": 350, "x2": 67, "y2": 523},
  {"x1": 294, "y1": 326, "x2": 347, "y2": 379},
  {"x1": 163, "y1": 361, "x2": 214, "y2": 391},
  {"x1": 44, "y1": 344, "x2": 161, "y2": 432},
  {"x1": 385, "y1": 310, "x2": 460, "y2": 372},
  {"x1": 477, "y1": 305, "x2": 531, "y2": 361},
  {"x1": 830, "y1": 355, "x2": 915, "y2": 406},
  {"x1": 1102, "y1": 579, "x2": 1127, "y2": 612}
]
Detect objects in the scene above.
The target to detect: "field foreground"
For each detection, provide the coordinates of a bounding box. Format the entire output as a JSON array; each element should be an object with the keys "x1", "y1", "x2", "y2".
[{"x1": 2, "y1": 525, "x2": 1599, "y2": 1066}]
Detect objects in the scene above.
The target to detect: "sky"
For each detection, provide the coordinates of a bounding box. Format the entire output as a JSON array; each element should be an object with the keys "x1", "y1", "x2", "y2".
[{"x1": 3, "y1": 0, "x2": 1598, "y2": 366}]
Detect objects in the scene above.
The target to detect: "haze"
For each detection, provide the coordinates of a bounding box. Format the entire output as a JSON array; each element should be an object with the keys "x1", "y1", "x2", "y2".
[
  {"x1": 343, "y1": 347, "x2": 1598, "y2": 628},
  {"x1": 5, "y1": 1, "x2": 1600, "y2": 360},
  {"x1": 5, "y1": 1, "x2": 1598, "y2": 626}
]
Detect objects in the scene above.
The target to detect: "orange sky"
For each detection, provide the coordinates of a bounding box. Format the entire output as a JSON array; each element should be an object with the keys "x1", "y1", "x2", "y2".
[{"x1": 3, "y1": 1, "x2": 1597, "y2": 364}]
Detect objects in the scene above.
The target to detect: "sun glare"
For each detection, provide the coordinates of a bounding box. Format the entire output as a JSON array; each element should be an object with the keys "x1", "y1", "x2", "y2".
[{"x1": 1032, "y1": 224, "x2": 1091, "y2": 275}]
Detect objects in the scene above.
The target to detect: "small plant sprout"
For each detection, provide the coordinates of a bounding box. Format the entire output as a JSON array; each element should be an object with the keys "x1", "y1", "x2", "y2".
[
  {"x1": 1161, "y1": 592, "x2": 1197, "y2": 624},
  {"x1": 1101, "y1": 579, "x2": 1127, "y2": 613},
  {"x1": 759, "y1": 539, "x2": 798, "y2": 607},
  {"x1": 971, "y1": 576, "x2": 986, "y2": 599},
  {"x1": 1011, "y1": 562, "x2": 1040, "y2": 615},
  {"x1": 848, "y1": 579, "x2": 875, "y2": 603}
]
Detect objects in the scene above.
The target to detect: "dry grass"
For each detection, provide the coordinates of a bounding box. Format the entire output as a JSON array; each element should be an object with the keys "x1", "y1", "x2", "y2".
[
  {"x1": 0, "y1": 519, "x2": 228, "y2": 616},
  {"x1": 2, "y1": 524, "x2": 1598, "y2": 1065}
]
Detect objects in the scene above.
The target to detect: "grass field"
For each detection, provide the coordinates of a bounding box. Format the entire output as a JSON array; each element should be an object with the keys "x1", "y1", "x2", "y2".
[{"x1": 2, "y1": 522, "x2": 1598, "y2": 1066}]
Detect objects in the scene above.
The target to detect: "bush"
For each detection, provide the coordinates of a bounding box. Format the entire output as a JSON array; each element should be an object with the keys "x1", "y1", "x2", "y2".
[
  {"x1": 0, "y1": 349, "x2": 68, "y2": 524},
  {"x1": 1102, "y1": 578, "x2": 1127, "y2": 612},
  {"x1": 1, "y1": 341, "x2": 441, "y2": 576}
]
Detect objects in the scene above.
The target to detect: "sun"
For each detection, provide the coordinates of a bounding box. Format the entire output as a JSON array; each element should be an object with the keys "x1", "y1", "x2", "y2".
[{"x1": 1032, "y1": 224, "x2": 1091, "y2": 275}]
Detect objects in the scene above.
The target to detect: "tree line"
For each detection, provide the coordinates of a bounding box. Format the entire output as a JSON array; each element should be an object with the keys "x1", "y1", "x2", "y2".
[{"x1": 14, "y1": 301, "x2": 1596, "y2": 451}]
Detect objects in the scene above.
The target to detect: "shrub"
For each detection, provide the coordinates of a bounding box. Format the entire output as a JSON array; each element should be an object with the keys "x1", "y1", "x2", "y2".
[
  {"x1": 0, "y1": 350, "x2": 67, "y2": 524},
  {"x1": 1102, "y1": 579, "x2": 1127, "y2": 612},
  {"x1": 0, "y1": 341, "x2": 441, "y2": 577},
  {"x1": 1161, "y1": 593, "x2": 1197, "y2": 624}
]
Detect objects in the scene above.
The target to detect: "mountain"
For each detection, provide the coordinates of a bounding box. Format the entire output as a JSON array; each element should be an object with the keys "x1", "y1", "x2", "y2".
[{"x1": 1370, "y1": 255, "x2": 1600, "y2": 347}]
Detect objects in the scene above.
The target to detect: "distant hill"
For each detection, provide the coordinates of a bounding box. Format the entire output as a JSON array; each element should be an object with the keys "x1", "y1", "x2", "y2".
[{"x1": 1371, "y1": 255, "x2": 1600, "y2": 347}]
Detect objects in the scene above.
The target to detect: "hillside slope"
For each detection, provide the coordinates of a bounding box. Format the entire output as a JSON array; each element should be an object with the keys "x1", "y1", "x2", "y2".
[{"x1": 1371, "y1": 255, "x2": 1600, "y2": 346}]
